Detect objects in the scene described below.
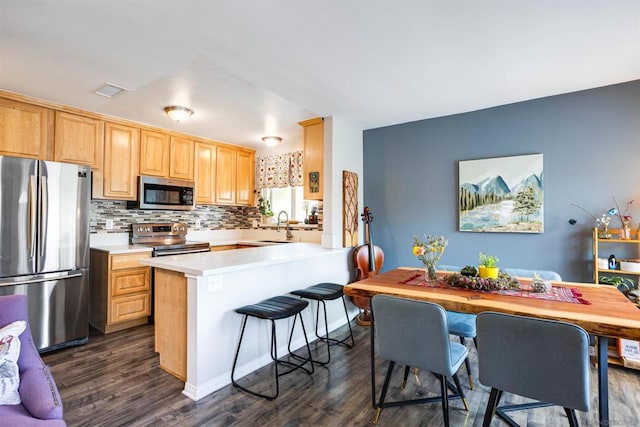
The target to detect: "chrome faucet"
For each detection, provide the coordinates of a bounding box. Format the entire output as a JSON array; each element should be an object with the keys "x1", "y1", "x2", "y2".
[{"x1": 276, "y1": 210, "x2": 294, "y2": 241}]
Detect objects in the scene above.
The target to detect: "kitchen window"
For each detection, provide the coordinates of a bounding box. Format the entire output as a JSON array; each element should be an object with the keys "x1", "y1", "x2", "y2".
[
  {"x1": 260, "y1": 187, "x2": 316, "y2": 223},
  {"x1": 256, "y1": 150, "x2": 314, "y2": 223}
]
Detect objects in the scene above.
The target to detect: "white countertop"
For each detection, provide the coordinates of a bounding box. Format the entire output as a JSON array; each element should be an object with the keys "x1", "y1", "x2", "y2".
[
  {"x1": 89, "y1": 229, "x2": 322, "y2": 254},
  {"x1": 138, "y1": 242, "x2": 349, "y2": 276},
  {"x1": 90, "y1": 245, "x2": 153, "y2": 255}
]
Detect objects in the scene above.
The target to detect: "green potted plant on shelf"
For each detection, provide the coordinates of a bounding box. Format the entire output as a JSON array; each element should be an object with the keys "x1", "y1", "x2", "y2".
[
  {"x1": 478, "y1": 252, "x2": 499, "y2": 279},
  {"x1": 258, "y1": 197, "x2": 274, "y2": 223},
  {"x1": 598, "y1": 275, "x2": 636, "y2": 294}
]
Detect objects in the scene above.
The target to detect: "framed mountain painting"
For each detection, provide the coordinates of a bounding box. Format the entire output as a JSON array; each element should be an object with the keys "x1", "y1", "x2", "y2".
[{"x1": 459, "y1": 154, "x2": 543, "y2": 233}]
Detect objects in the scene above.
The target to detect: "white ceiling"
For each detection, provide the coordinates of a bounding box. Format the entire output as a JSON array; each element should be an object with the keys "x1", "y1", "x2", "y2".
[{"x1": 1, "y1": 1, "x2": 639, "y2": 151}]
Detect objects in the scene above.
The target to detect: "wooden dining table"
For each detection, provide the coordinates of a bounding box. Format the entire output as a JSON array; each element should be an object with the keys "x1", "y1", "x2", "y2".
[{"x1": 343, "y1": 267, "x2": 640, "y2": 426}]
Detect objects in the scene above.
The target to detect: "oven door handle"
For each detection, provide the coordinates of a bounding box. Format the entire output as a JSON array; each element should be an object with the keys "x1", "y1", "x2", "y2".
[{"x1": 155, "y1": 249, "x2": 209, "y2": 256}]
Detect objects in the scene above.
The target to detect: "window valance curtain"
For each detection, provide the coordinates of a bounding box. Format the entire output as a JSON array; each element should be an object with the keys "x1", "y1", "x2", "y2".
[{"x1": 255, "y1": 151, "x2": 304, "y2": 190}]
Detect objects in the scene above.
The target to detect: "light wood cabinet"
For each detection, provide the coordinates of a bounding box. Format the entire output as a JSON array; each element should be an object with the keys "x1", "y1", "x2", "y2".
[
  {"x1": 139, "y1": 130, "x2": 170, "y2": 177},
  {"x1": 299, "y1": 117, "x2": 324, "y2": 200},
  {"x1": 214, "y1": 145, "x2": 254, "y2": 206},
  {"x1": 155, "y1": 268, "x2": 187, "y2": 380},
  {"x1": 54, "y1": 111, "x2": 104, "y2": 169},
  {"x1": 236, "y1": 149, "x2": 255, "y2": 206},
  {"x1": 140, "y1": 132, "x2": 194, "y2": 180},
  {"x1": 215, "y1": 145, "x2": 237, "y2": 204},
  {"x1": 194, "y1": 142, "x2": 216, "y2": 204},
  {"x1": 0, "y1": 93, "x2": 257, "y2": 205},
  {"x1": 210, "y1": 244, "x2": 240, "y2": 251},
  {"x1": 103, "y1": 122, "x2": 140, "y2": 200},
  {"x1": 0, "y1": 98, "x2": 53, "y2": 159},
  {"x1": 90, "y1": 250, "x2": 151, "y2": 334},
  {"x1": 169, "y1": 136, "x2": 194, "y2": 180}
]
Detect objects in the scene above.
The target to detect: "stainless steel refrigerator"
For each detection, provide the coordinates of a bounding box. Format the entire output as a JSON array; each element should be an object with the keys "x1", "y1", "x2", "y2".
[{"x1": 0, "y1": 156, "x2": 90, "y2": 352}]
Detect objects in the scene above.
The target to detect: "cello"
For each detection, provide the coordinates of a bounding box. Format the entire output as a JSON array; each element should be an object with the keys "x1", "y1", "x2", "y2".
[{"x1": 351, "y1": 206, "x2": 384, "y2": 326}]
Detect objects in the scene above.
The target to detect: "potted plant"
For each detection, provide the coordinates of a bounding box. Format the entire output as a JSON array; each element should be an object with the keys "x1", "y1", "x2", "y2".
[
  {"x1": 258, "y1": 197, "x2": 274, "y2": 223},
  {"x1": 478, "y1": 252, "x2": 499, "y2": 279},
  {"x1": 460, "y1": 265, "x2": 478, "y2": 277},
  {"x1": 309, "y1": 205, "x2": 318, "y2": 224},
  {"x1": 598, "y1": 275, "x2": 635, "y2": 294}
]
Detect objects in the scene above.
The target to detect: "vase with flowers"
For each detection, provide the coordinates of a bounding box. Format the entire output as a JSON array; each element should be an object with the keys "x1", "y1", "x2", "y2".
[
  {"x1": 412, "y1": 234, "x2": 448, "y2": 281},
  {"x1": 613, "y1": 198, "x2": 633, "y2": 239},
  {"x1": 597, "y1": 213, "x2": 613, "y2": 239}
]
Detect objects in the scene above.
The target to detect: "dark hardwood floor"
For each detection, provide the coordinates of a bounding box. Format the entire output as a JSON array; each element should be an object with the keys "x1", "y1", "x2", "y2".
[{"x1": 42, "y1": 322, "x2": 640, "y2": 426}]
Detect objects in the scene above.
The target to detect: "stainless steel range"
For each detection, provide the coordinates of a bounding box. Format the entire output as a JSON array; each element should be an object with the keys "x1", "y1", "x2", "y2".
[{"x1": 131, "y1": 222, "x2": 210, "y2": 256}]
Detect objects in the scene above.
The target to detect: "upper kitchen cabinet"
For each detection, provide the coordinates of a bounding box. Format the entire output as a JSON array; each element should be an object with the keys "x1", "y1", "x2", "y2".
[
  {"x1": 54, "y1": 111, "x2": 104, "y2": 170},
  {"x1": 214, "y1": 145, "x2": 255, "y2": 206},
  {"x1": 0, "y1": 97, "x2": 53, "y2": 160},
  {"x1": 169, "y1": 136, "x2": 194, "y2": 180},
  {"x1": 299, "y1": 117, "x2": 324, "y2": 200},
  {"x1": 236, "y1": 149, "x2": 255, "y2": 206},
  {"x1": 139, "y1": 130, "x2": 170, "y2": 177},
  {"x1": 215, "y1": 145, "x2": 236, "y2": 205},
  {"x1": 140, "y1": 132, "x2": 194, "y2": 180},
  {"x1": 194, "y1": 142, "x2": 216, "y2": 204},
  {"x1": 102, "y1": 122, "x2": 140, "y2": 200}
]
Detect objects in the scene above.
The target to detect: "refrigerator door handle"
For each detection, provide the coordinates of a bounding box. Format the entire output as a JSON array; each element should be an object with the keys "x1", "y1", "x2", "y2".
[
  {"x1": 0, "y1": 270, "x2": 83, "y2": 287},
  {"x1": 29, "y1": 175, "x2": 38, "y2": 258},
  {"x1": 40, "y1": 175, "x2": 48, "y2": 257}
]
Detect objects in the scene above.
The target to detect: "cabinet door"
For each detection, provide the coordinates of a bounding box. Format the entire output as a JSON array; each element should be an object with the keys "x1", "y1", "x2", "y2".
[
  {"x1": 140, "y1": 130, "x2": 170, "y2": 177},
  {"x1": 236, "y1": 149, "x2": 254, "y2": 206},
  {"x1": 109, "y1": 293, "x2": 151, "y2": 324},
  {"x1": 299, "y1": 117, "x2": 323, "y2": 200},
  {"x1": 54, "y1": 111, "x2": 104, "y2": 169},
  {"x1": 0, "y1": 98, "x2": 52, "y2": 159},
  {"x1": 194, "y1": 142, "x2": 216, "y2": 204},
  {"x1": 169, "y1": 136, "x2": 194, "y2": 180},
  {"x1": 103, "y1": 122, "x2": 140, "y2": 200},
  {"x1": 111, "y1": 267, "x2": 150, "y2": 297},
  {"x1": 215, "y1": 145, "x2": 236, "y2": 204}
]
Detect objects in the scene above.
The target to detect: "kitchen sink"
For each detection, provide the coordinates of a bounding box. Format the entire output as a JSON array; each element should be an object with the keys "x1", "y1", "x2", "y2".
[{"x1": 257, "y1": 240, "x2": 294, "y2": 244}]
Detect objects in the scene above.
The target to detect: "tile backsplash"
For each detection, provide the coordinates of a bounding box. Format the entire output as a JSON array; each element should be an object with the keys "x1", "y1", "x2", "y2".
[
  {"x1": 90, "y1": 200, "x2": 323, "y2": 234},
  {"x1": 90, "y1": 200, "x2": 259, "y2": 233}
]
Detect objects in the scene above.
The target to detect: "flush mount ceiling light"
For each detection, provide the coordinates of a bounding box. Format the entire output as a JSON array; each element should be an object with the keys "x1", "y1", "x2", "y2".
[
  {"x1": 262, "y1": 136, "x2": 282, "y2": 147},
  {"x1": 164, "y1": 106, "x2": 194, "y2": 122}
]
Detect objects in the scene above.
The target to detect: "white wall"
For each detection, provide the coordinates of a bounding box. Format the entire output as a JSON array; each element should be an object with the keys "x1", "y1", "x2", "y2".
[{"x1": 321, "y1": 116, "x2": 364, "y2": 248}]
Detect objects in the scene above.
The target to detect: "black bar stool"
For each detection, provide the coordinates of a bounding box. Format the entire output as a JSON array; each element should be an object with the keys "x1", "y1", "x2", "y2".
[
  {"x1": 231, "y1": 295, "x2": 314, "y2": 400},
  {"x1": 290, "y1": 282, "x2": 355, "y2": 365}
]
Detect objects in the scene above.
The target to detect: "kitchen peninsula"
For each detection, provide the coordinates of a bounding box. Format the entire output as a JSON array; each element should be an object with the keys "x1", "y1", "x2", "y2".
[{"x1": 140, "y1": 242, "x2": 355, "y2": 401}]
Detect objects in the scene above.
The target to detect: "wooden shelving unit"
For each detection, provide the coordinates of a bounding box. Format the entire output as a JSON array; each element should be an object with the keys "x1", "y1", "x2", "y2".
[
  {"x1": 592, "y1": 227, "x2": 640, "y2": 283},
  {"x1": 592, "y1": 227, "x2": 640, "y2": 369}
]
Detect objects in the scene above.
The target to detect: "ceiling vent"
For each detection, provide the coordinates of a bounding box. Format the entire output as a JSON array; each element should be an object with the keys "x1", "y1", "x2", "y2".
[{"x1": 92, "y1": 82, "x2": 129, "y2": 98}]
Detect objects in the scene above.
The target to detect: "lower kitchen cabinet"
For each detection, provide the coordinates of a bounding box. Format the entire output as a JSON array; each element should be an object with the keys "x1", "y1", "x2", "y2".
[{"x1": 90, "y1": 250, "x2": 151, "y2": 334}]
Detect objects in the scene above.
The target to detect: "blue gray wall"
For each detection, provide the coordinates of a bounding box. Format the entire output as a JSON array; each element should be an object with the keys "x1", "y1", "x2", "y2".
[{"x1": 363, "y1": 80, "x2": 640, "y2": 282}]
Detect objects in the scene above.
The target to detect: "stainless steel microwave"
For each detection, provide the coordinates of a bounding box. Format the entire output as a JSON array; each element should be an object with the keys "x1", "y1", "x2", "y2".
[{"x1": 129, "y1": 176, "x2": 195, "y2": 210}]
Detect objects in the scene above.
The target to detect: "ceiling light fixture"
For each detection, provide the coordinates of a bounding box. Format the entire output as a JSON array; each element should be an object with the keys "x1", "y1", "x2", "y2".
[
  {"x1": 164, "y1": 106, "x2": 194, "y2": 122},
  {"x1": 262, "y1": 136, "x2": 282, "y2": 147}
]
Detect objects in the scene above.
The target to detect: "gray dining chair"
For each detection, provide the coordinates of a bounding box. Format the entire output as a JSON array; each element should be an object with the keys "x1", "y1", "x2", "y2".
[
  {"x1": 371, "y1": 295, "x2": 469, "y2": 426},
  {"x1": 434, "y1": 265, "x2": 562, "y2": 390},
  {"x1": 476, "y1": 311, "x2": 590, "y2": 426}
]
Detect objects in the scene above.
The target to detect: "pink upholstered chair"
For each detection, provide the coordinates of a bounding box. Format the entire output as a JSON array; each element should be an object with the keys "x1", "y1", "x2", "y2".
[{"x1": 0, "y1": 294, "x2": 65, "y2": 426}]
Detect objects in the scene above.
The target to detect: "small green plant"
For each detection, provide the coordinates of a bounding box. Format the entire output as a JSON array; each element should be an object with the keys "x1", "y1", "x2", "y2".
[
  {"x1": 599, "y1": 275, "x2": 635, "y2": 293},
  {"x1": 460, "y1": 265, "x2": 478, "y2": 277},
  {"x1": 258, "y1": 197, "x2": 273, "y2": 217},
  {"x1": 479, "y1": 252, "x2": 499, "y2": 268}
]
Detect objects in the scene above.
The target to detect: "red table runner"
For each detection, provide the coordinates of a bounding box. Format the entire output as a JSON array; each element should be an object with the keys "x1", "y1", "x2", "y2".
[{"x1": 400, "y1": 271, "x2": 590, "y2": 305}]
